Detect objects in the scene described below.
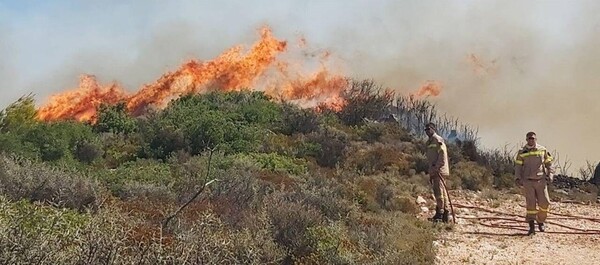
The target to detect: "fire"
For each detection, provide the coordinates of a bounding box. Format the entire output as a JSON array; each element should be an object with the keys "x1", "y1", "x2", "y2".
[
  {"x1": 37, "y1": 75, "x2": 126, "y2": 122},
  {"x1": 410, "y1": 81, "x2": 442, "y2": 98},
  {"x1": 37, "y1": 26, "x2": 348, "y2": 122}
]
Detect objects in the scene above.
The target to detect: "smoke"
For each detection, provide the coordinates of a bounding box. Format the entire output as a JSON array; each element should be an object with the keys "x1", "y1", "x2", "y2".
[
  {"x1": 3, "y1": 0, "x2": 599, "y2": 171},
  {"x1": 325, "y1": 1, "x2": 600, "y2": 172},
  {"x1": 0, "y1": 12, "x2": 18, "y2": 108}
]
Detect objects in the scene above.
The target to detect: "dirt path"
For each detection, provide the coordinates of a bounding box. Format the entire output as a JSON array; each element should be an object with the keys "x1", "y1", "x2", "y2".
[{"x1": 432, "y1": 191, "x2": 600, "y2": 265}]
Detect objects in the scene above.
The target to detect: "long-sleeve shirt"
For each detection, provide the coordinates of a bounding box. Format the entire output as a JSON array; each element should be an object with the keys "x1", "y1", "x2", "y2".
[
  {"x1": 515, "y1": 144, "x2": 553, "y2": 180},
  {"x1": 426, "y1": 133, "x2": 450, "y2": 176}
]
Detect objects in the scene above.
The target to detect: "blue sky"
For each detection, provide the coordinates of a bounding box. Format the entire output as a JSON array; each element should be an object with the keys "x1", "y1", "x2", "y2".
[{"x1": 1, "y1": 0, "x2": 599, "y2": 171}]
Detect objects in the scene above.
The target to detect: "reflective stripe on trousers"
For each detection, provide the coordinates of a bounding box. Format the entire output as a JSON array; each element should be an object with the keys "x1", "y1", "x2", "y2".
[{"x1": 523, "y1": 178, "x2": 550, "y2": 222}]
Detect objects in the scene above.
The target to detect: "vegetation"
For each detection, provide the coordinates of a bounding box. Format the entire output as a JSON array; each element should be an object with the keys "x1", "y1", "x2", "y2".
[{"x1": 1, "y1": 79, "x2": 583, "y2": 264}]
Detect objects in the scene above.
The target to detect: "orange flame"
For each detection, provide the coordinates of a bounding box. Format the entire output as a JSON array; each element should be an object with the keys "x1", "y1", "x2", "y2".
[
  {"x1": 37, "y1": 26, "x2": 348, "y2": 122},
  {"x1": 410, "y1": 81, "x2": 442, "y2": 98},
  {"x1": 37, "y1": 75, "x2": 127, "y2": 122}
]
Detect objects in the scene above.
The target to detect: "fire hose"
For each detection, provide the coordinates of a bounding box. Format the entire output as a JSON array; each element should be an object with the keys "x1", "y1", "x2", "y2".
[
  {"x1": 452, "y1": 203, "x2": 600, "y2": 234},
  {"x1": 439, "y1": 174, "x2": 456, "y2": 224}
]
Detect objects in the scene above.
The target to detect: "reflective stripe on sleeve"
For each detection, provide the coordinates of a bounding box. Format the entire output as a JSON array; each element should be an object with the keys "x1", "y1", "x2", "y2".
[{"x1": 526, "y1": 210, "x2": 538, "y2": 214}]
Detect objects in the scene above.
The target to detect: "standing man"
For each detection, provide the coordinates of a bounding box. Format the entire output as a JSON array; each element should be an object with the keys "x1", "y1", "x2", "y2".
[
  {"x1": 515, "y1": 131, "x2": 553, "y2": 235},
  {"x1": 425, "y1": 122, "x2": 450, "y2": 222}
]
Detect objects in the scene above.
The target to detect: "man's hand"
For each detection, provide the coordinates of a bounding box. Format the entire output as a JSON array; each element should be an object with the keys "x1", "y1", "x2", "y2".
[
  {"x1": 515, "y1": 178, "x2": 523, "y2": 187},
  {"x1": 428, "y1": 167, "x2": 439, "y2": 176},
  {"x1": 546, "y1": 174, "x2": 554, "y2": 183}
]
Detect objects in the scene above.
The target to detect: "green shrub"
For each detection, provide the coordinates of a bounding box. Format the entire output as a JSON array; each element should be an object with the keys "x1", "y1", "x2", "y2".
[
  {"x1": 233, "y1": 152, "x2": 307, "y2": 175},
  {"x1": 278, "y1": 103, "x2": 320, "y2": 135},
  {"x1": 94, "y1": 102, "x2": 137, "y2": 134}
]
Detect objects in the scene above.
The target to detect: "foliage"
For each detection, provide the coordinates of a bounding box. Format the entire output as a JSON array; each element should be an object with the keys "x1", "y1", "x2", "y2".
[
  {"x1": 451, "y1": 161, "x2": 494, "y2": 191},
  {"x1": 277, "y1": 103, "x2": 320, "y2": 135},
  {"x1": 0, "y1": 94, "x2": 38, "y2": 133},
  {"x1": 0, "y1": 85, "x2": 540, "y2": 263},
  {"x1": 94, "y1": 102, "x2": 137, "y2": 134}
]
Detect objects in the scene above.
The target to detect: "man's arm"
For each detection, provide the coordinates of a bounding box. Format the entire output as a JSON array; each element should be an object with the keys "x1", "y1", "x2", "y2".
[
  {"x1": 544, "y1": 150, "x2": 554, "y2": 181},
  {"x1": 432, "y1": 141, "x2": 447, "y2": 173},
  {"x1": 515, "y1": 152, "x2": 524, "y2": 185}
]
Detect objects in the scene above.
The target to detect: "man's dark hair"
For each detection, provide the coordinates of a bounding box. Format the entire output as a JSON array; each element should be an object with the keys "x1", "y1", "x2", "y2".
[
  {"x1": 526, "y1": 131, "x2": 536, "y2": 138},
  {"x1": 425, "y1": 122, "x2": 436, "y2": 130}
]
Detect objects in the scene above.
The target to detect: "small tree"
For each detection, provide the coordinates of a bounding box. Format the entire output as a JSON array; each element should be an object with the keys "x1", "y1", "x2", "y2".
[
  {"x1": 0, "y1": 94, "x2": 38, "y2": 133},
  {"x1": 94, "y1": 103, "x2": 136, "y2": 134}
]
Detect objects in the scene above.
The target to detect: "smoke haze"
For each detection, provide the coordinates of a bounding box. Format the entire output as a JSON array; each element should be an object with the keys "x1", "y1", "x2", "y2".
[{"x1": 1, "y1": 0, "x2": 599, "y2": 172}]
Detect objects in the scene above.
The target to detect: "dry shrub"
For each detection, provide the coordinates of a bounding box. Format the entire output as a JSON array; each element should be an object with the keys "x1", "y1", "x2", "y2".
[
  {"x1": 0, "y1": 155, "x2": 98, "y2": 211},
  {"x1": 278, "y1": 103, "x2": 320, "y2": 135},
  {"x1": 308, "y1": 126, "x2": 349, "y2": 168},
  {"x1": 360, "y1": 122, "x2": 412, "y2": 144},
  {"x1": 207, "y1": 169, "x2": 272, "y2": 229},
  {"x1": 0, "y1": 197, "x2": 88, "y2": 264},
  {"x1": 346, "y1": 212, "x2": 435, "y2": 265},
  {"x1": 451, "y1": 161, "x2": 493, "y2": 191},
  {"x1": 345, "y1": 143, "x2": 414, "y2": 175},
  {"x1": 283, "y1": 176, "x2": 357, "y2": 221},
  {"x1": 266, "y1": 193, "x2": 325, "y2": 262}
]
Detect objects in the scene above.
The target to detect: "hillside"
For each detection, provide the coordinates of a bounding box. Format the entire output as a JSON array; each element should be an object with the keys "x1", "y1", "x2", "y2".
[{"x1": 0, "y1": 81, "x2": 598, "y2": 264}]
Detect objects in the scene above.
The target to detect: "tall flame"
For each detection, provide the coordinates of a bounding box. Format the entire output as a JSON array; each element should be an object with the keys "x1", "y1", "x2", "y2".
[{"x1": 37, "y1": 26, "x2": 348, "y2": 122}]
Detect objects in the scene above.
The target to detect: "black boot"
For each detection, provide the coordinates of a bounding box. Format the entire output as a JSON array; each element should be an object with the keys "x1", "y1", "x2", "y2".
[
  {"x1": 538, "y1": 222, "x2": 545, "y2": 232},
  {"x1": 430, "y1": 210, "x2": 443, "y2": 222},
  {"x1": 442, "y1": 209, "x2": 450, "y2": 223},
  {"x1": 527, "y1": 220, "x2": 536, "y2": 235}
]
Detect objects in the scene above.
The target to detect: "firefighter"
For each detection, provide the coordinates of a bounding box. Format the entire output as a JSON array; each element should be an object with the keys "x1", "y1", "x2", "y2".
[
  {"x1": 424, "y1": 122, "x2": 450, "y2": 222},
  {"x1": 514, "y1": 131, "x2": 553, "y2": 235}
]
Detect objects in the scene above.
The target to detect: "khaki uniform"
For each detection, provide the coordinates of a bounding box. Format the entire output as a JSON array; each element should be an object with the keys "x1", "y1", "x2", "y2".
[
  {"x1": 426, "y1": 133, "x2": 450, "y2": 211},
  {"x1": 515, "y1": 144, "x2": 553, "y2": 222}
]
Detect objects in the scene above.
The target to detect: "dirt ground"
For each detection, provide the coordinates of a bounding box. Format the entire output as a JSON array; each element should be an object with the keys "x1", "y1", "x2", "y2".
[{"x1": 429, "y1": 190, "x2": 600, "y2": 265}]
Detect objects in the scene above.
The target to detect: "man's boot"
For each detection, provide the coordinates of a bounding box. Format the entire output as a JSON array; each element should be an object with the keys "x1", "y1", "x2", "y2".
[
  {"x1": 527, "y1": 220, "x2": 536, "y2": 235},
  {"x1": 430, "y1": 209, "x2": 443, "y2": 222},
  {"x1": 538, "y1": 222, "x2": 545, "y2": 232},
  {"x1": 442, "y1": 209, "x2": 450, "y2": 223}
]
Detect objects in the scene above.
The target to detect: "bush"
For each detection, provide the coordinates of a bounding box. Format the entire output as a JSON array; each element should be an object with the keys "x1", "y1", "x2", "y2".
[
  {"x1": 74, "y1": 140, "x2": 103, "y2": 164},
  {"x1": 266, "y1": 193, "x2": 324, "y2": 261},
  {"x1": 233, "y1": 152, "x2": 307, "y2": 175},
  {"x1": 345, "y1": 142, "x2": 414, "y2": 175},
  {"x1": 92, "y1": 158, "x2": 173, "y2": 198},
  {"x1": 277, "y1": 103, "x2": 319, "y2": 135},
  {"x1": 308, "y1": 126, "x2": 349, "y2": 168},
  {"x1": 338, "y1": 79, "x2": 394, "y2": 126},
  {"x1": 346, "y1": 212, "x2": 435, "y2": 264},
  {"x1": 452, "y1": 161, "x2": 493, "y2": 191},
  {"x1": 0, "y1": 155, "x2": 98, "y2": 211},
  {"x1": 94, "y1": 102, "x2": 137, "y2": 134}
]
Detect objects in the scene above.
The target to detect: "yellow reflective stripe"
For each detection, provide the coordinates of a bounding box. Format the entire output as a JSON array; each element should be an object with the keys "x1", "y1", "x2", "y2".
[
  {"x1": 428, "y1": 144, "x2": 439, "y2": 149},
  {"x1": 520, "y1": 151, "x2": 546, "y2": 158},
  {"x1": 539, "y1": 207, "x2": 549, "y2": 212},
  {"x1": 526, "y1": 210, "x2": 538, "y2": 214},
  {"x1": 544, "y1": 156, "x2": 553, "y2": 163},
  {"x1": 515, "y1": 160, "x2": 523, "y2": 165}
]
